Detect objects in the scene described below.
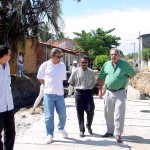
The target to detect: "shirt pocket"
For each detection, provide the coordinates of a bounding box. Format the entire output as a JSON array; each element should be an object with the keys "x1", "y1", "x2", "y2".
[
  {"x1": 114, "y1": 68, "x2": 124, "y2": 78},
  {"x1": 86, "y1": 76, "x2": 94, "y2": 86}
]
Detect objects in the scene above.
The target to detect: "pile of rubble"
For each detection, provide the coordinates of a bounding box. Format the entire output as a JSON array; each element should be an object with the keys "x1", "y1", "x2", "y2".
[{"x1": 129, "y1": 71, "x2": 150, "y2": 96}]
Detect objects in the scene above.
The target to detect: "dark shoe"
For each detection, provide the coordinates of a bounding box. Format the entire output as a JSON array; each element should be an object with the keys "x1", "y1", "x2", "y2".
[
  {"x1": 80, "y1": 131, "x2": 84, "y2": 138},
  {"x1": 115, "y1": 135, "x2": 122, "y2": 143},
  {"x1": 102, "y1": 132, "x2": 113, "y2": 137},
  {"x1": 88, "y1": 128, "x2": 93, "y2": 135}
]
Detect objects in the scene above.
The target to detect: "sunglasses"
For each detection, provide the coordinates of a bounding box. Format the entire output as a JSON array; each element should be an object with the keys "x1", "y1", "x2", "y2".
[
  {"x1": 80, "y1": 62, "x2": 88, "y2": 64},
  {"x1": 55, "y1": 55, "x2": 62, "y2": 58}
]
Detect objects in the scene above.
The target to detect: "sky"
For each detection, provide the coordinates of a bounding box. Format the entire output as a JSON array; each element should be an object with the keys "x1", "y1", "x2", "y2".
[{"x1": 61, "y1": 0, "x2": 150, "y2": 55}]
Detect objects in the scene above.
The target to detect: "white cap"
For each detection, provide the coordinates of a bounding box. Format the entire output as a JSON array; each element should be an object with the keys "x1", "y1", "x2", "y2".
[{"x1": 73, "y1": 60, "x2": 77, "y2": 64}]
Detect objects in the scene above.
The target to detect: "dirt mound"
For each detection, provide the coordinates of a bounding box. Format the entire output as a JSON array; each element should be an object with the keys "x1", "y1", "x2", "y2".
[
  {"x1": 11, "y1": 71, "x2": 150, "y2": 111},
  {"x1": 11, "y1": 74, "x2": 40, "y2": 110},
  {"x1": 129, "y1": 71, "x2": 150, "y2": 96}
]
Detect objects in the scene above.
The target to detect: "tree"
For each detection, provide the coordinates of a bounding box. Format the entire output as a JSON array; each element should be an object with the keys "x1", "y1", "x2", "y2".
[
  {"x1": 0, "y1": 0, "x2": 63, "y2": 50},
  {"x1": 73, "y1": 28, "x2": 120, "y2": 60},
  {"x1": 94, "y1": 55, "x2": 110, "y2": 70},
  {"x1": 141, "y1": 48, "x2": 150, "y2": 61},
  {"x1": 125, "y1": 52, "x2": 138, "y2": 60},
  {"x1": 38, "y1": 21, "x2": 53, "y2": 42},
  {"x1": 0, "y1": 0, "x2": 83, "y2": 50}
]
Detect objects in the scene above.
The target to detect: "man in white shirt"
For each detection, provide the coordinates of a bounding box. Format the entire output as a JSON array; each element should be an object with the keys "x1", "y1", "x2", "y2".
[
  {"x1": 72, "y1": 60, "x2": 78, "y2": 72},
  {"x1": 17, "y1": 52, "x2": 23, "y2": 77},
  {"x1": 37, "y1": 48, "x2": 68, "y2": 144},
  {"x1": 0, "y1": 46, "x2": 15, "y2": 150}
]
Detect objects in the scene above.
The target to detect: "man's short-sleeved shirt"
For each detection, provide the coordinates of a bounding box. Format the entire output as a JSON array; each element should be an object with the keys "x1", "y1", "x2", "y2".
[
  {"x1": 37, "y1": 60, "x2": 66, "y2": 95},
  {"x1": 99, "y1": 59, "x2": 136, "y2": 90},
  {"x1": 68, "y1": 67, "x2": 96, "y2": 90},
  {"x1": 17, "y1": 54, "x2": 23, "y2": 65},
  {"x1": 0, "y1": 62, "x2": 14, "y2": 112}
]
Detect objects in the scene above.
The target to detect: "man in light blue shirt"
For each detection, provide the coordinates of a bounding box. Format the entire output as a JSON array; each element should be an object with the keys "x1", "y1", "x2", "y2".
[{"x1": 0, "y1": 46, "x2": 15, "y2": 150}]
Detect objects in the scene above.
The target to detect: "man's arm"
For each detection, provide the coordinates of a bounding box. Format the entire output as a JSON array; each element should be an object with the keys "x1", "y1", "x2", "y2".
[
  {"x1": 98, "y1": 79, "x2": 105, "y2": 99},
  {"x1": 68, "y1": 71, "x2": 76, "y2": 86},
  {"x1": 19, "y1": 60, "x2": 22, "y2": 64}
]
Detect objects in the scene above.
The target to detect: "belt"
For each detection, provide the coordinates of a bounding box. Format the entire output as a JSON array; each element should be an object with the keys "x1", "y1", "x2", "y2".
[{"x1": 107, "y1": 88, "x2": 125, "y2": 92}]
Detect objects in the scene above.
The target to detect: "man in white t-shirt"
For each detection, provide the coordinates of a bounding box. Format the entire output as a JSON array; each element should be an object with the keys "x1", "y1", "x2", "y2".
[{"x1": 37, "y1": 48, "x2": 68, "y2": 144}]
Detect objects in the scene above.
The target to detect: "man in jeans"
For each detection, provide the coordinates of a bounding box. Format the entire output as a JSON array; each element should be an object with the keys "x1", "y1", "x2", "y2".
[
  {"x1": 0, "y1": 46, "x2": 15, "y2": 150},
  {"x1": 37, "y1": 48, "x2": 68, "y2": 144}
]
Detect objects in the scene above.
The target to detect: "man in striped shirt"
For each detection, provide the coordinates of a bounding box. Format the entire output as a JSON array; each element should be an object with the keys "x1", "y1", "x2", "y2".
[{"x1": 68, "y1": 56, "x2": 96, "y2": 138}]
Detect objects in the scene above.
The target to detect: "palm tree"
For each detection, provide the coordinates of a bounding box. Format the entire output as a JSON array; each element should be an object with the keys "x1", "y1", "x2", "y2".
[{"x1": 0, "y1": 0, "x2": 63, "y2": 50}]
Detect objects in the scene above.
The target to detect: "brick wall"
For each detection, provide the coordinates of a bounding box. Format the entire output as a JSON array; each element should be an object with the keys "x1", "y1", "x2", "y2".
[
  {"x1": 36, "y1": 44, "x2": 46, "y2": 70},
  {"x1": 10, "y1": 38, "x2": 48, "y2": 74},
  {"x1": 10, "y1": 52, "x2": 17, "y2": 74},
  {"x1": 23, "y1": 39, "x2": 37, "y2": 73}
]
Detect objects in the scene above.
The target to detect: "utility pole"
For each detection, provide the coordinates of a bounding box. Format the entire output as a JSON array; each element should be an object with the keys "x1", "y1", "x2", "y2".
[
  {"x1": 138, "y1": 31, "x2": 141, "y2": 69},
  {"x1": 130, "y1": 42, "x2": 136, "y2": 61}
]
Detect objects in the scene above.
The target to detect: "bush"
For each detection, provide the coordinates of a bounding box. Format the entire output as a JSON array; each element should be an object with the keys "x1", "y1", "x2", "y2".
[
  {"x1": 94, "y1": 55, "x2": 110, "y2": 70},
  {"x1": 141, "y1": 48, "x2": 150, "y2": 61}
]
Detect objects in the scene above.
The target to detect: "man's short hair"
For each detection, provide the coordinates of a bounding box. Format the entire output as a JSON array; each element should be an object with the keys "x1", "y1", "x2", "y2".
[
  {"x1": 50, "y1": 48, "x2": 62, "y2": 58},
  {"x1": 81, "y1": 56, "x2": 90, "y2": 63},
  {"x1": 110, "y1": 48, "x2": 120, "y2": 55},
  {"x1": 0, "y1": 45, "x2": 10, "y2": 59}
]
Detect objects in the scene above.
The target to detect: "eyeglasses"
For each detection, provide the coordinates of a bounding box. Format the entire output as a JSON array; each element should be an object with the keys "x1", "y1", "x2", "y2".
[
  {"x1": 80, "y1": 62, "x2": 88, "y2": 64},
  {"x1": 55, "y1": 55, "x2": 62, "y2": 58}
]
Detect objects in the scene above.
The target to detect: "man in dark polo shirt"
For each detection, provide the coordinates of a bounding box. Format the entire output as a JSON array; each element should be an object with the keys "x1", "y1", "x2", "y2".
[
  {"x1": 98, "y1": 48, "x2": 136, "y2": 143},
  {"x1": 68, "y1": 56, "x2": 96, "y2": 138}
]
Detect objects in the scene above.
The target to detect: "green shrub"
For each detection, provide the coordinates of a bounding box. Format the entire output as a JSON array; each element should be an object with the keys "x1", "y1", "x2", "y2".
[
  {"x1": 141, "y1": 48, "x2": 150, "y2": 61},
  {"x1": 94, "y1": 55, "x2": 110, "y2": 70}
]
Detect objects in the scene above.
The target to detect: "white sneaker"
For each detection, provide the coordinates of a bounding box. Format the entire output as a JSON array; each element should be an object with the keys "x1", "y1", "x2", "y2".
[
  {"x1": 58, "y1": 129, "x2": 68, "y2": 138},
  {"x1": 46, "y1": 135, "x2": 53, "y2": 144}
]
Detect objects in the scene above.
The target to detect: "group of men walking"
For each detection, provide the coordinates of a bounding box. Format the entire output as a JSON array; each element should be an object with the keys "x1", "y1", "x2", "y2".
[{"x1": 0, "y1": 45, "x2": 136, "y2": 150}]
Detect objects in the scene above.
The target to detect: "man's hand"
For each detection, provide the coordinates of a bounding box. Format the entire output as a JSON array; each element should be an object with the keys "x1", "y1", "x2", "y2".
[
  {"x1": 98, "y1": 90, "x2": 104, "y2": 100},
  {"x1": 98, "y1": 79, "x2": 105, "y2": 100}
]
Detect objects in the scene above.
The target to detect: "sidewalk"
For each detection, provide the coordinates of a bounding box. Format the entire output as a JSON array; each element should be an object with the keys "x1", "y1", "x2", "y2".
[{"x1": 14, "y1": 96, "x2": 150, "y2": 150}]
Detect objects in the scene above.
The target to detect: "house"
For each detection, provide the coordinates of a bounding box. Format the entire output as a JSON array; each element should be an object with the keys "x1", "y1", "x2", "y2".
[
  {"x1": 10, "y1": 38, "x2": 83, "y2": 74},
  {"x1": 138, "y1": 33, "x2": 150, "y2": 70}
]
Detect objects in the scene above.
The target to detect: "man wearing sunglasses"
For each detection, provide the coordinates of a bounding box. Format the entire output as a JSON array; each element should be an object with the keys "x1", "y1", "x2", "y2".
[
  {"x1": 37, "y1": 48, "x2": 68, "y2": 144},
  {"x1": 68, "y1": 56, "x2": 96, "y2": 138}
]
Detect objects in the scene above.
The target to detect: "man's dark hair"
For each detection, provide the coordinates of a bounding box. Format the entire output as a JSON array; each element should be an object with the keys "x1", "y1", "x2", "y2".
[
  {"x1": 81, "y1": 56, "x2": 90, "y2": 62},
  {"x1": 0, "y1": 45, "x2": 10, "y2": 59}
]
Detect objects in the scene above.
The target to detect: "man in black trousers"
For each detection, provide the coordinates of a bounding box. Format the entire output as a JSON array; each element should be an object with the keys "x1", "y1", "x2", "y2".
[
  {"x1": 68, "y1": 56, "x2": 96, "y2": 137},
  {"x1": 0, "y1": 46, "x2": 15, "y2": 150}
]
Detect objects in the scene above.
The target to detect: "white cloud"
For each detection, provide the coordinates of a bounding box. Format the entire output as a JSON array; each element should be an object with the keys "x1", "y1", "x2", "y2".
[{"x1": 63, "y1": 8, "x2": 150, "y2": 55}]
